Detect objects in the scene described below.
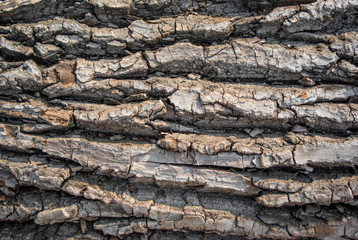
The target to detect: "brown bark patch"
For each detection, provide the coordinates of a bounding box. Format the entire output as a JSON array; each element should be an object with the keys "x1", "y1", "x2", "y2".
[{"x1": 314, "y1": 223, "x2": 337, "y2": 239}]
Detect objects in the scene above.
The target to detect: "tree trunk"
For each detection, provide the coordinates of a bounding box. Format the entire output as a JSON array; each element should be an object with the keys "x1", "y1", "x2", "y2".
[{"x1": 1, "y1": 0, "x2": 358, "y2": 239}]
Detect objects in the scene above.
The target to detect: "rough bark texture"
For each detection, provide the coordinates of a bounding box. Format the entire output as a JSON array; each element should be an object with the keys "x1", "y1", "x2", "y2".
[{"x1": 1, "y1": 0, "x2": 358, "y2": 239}]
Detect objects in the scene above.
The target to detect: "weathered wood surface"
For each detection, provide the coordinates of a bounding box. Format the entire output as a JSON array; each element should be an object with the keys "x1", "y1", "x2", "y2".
[{"x1": 1, "y1": 0, "x2": 358, "y2": 239}]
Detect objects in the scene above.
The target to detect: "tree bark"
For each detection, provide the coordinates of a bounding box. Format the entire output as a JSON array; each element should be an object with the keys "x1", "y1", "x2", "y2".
[{"x1": 1, "y1": 0, "x2": 358, "y2": 239}]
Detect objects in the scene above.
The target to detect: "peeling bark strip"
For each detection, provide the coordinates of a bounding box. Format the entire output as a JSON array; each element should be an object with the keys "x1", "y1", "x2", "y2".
[{"x1": 1, "y1": 0, "x2": 358, "y2": 239}]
